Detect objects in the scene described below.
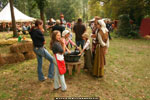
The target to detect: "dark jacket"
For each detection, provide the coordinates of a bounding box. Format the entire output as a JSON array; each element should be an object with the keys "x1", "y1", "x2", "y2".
[
  {"x1": 52, "y1": 24, "x2": 65, "y2": 35},
  {"x1": 29, "y1": 28, "x2": 45, "y2": 47},
  {"x1": 73, "y1": 23, "x2": 86, "y2": 41}
]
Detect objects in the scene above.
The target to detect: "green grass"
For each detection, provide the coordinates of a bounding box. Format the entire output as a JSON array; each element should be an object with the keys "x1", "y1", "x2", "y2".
[{"x1": 0, "y1": 31, "x2": 150, "y2": 100}]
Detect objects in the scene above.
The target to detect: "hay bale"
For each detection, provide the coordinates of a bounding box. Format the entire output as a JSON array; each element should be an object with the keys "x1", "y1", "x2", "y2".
[
  {"x1": 10, "y1": 42, "x2": 33, "y2": 53},
  {"x1": 24, "y1": 51, "x2": 36, "y2": 60},
  {"x1": 0, "y1": 54, "x2": 6, "y2": 66},
  {"x1": 0, "y1": 38, "x2": 32, "y2": 45},
  {"x1": 0, "y1": 38, "x2": 18, "y2": 45},
  {"x1": 2, "y1": 53, "x2": 25, "y2": 64},
  {"x1": 144, "y1": 35, "x2": 150, "y2": 40},
  {"x1": 10, "y1": 44, "x2": 20, "y2": 53}
]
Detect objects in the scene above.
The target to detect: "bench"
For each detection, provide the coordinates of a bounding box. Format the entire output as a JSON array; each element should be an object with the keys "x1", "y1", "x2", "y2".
[{"x1": 65, "y1": 61, "x2": 82, "y2": 75}]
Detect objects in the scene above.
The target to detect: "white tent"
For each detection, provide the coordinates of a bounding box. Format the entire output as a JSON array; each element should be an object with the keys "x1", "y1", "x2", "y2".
[{"x1": 0, "y1": 3, "x2": 36, "y2": 23}]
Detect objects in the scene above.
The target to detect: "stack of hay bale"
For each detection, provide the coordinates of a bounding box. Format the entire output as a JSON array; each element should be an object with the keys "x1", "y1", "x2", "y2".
[
  {"x1": 0, "y1": 54, "x2": 5, "y2": 66},
  {"x1": 0, "y1": 38, "x2": 18, "y2": 45},
  {"x1": 0, "y1": 42, "x2": 36, "y2": 66},
  {"x1": 144, "y1": 35, "x2": 150, "y2": 40}
]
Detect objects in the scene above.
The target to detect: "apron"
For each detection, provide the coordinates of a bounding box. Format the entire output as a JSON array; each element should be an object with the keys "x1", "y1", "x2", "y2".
[{"x1": 54, "y1": 54, "x2": 66, "y2": 75}]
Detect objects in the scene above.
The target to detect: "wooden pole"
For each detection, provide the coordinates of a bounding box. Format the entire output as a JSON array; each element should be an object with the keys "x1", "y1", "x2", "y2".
[{"x1": 9, "y1": 0, "x2": 17, "y2": 37}]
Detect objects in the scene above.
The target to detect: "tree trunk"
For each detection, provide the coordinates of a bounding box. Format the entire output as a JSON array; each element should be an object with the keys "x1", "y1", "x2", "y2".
[
  {"x1": 9, "y1": 0, "x2": 17, "y2": 37},
  {"x1": 40, "y1": 9, "x2": 47, "y2": 33}
]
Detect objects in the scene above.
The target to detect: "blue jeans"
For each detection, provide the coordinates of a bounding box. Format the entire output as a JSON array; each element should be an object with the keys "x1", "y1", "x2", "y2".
[
  {"x1": 76, "y1": 40, "x2": 85, "y2": 49},
  {"x1": 34, "y1": 47, "x2": 54, "y2": 81}
]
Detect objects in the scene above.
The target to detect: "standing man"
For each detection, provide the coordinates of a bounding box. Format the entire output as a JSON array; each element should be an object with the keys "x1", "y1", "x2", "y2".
[
  {"x1": 29, "y1": 19, "x2": 54, "y2": 81},
  {"x1": 73, "y1": 18, "x2": 86, "y2": 49},
  {"x1": 52, "y1": 19, "x2": 65, "y2": 36},
  {"x1": 60, "y1": 14, "x2": 66, "y2": 28},
  {"x1": 47, "y1": 18, "x2": 55, "y2": 36},
  {"x1": 105, "y1": 20, "x2": 112, "y2": 40}
]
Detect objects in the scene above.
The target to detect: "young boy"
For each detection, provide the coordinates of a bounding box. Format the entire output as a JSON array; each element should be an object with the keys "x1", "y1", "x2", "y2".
[{"x1": 79, "y1": 33, "x2": 92, "y2": 71}]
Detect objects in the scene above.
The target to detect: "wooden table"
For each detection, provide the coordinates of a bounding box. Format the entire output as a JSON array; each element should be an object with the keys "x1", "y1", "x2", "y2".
[{"x1": 65, "y1": 61, "x2": 82, "y2": 75}]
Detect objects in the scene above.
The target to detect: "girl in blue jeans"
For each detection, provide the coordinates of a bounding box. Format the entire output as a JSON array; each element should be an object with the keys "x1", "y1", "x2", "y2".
[{"x1": 29, "y1": 19, "x2": 54, "y2": 81}]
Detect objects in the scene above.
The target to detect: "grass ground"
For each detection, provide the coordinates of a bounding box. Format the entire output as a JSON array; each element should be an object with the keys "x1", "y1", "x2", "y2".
[{"x1": 0, "y1": 31, "x2": 150, "y2": 100}]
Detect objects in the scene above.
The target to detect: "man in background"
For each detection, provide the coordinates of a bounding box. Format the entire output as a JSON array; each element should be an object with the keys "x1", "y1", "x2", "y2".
[{"x1": 73, "y1": 18, "x2": 86, "y2": 49}]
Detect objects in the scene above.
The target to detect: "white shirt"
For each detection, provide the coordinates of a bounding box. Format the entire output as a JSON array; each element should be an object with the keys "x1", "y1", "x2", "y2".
[
  {"x1": 83, "y1": 39, "x2": 90, "y2": 50},
  {"x1": 97, "y1": 31, "x2": 109, "y2": 48}
]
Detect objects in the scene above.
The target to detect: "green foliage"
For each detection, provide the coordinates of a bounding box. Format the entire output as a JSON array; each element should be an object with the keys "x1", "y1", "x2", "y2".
[
  {"x1": 57, "y1": 0, "x2": 78, "y2": 21},
  {"x1": 144, "y1": 15, "x2": 150, "y2": 18},
  {"x1": 89, "y1": 0, "x2": 150, "y2": 26},
  {"x1": 144, "y1": 0, "x2": 150, "y2": 16},
  {"x1": 116, "y1": 14, "x2": 132, "y2": 37},
  {"x1": 35, "y1": 0, "x2": 48, "y2": 11},
  {"x1": 117, "y1": 14, "x2": 140, "y2": 38},
  {"x1": 128, "y1": 31, "x2": 140, "y2": 38},
  {"x1": 46, "y1": 0, "x2": 83, "y2": 21},
  {"x1": 27, "y1": 0, "x2": 40, "y2": 19},
  {"x1": 14, "y1": 0, "x2": 40, "y2": 19},
  {"x1": 0, "y1": 0, "x2": 87, "y2": 22},
  {"x1": 88, "y1": 0, "x2": 104, "y2": 18},
  {"x1": 0, "y1": 0, "x2": 8, "y2": 10}
]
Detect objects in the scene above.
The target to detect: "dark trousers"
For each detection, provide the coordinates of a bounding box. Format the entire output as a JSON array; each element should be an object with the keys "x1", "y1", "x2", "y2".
[
  {"x1": 108, "y1": 32, "x2": 112, "y2": 40},
  {"x1": 76, "y1": 40, "x2": 85, "y2": 49}
]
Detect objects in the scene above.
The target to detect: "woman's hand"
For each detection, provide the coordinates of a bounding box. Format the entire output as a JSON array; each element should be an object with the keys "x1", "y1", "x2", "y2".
[
  {"x1": 39, "y1": 26, "x2": 44, "y2": 33},
  {"x1": 43, "y1": 41, "x2": 46, "y2": 44},
  {"x1": 41, "y1": 28, "x2": 45, "y2": 33},
  {"x1": 60, "y1": 38, "x2": 65, "y2": 46},
  {"x1": 68, "y1": 50, "x2": 71, "y2": 54},
  {"x1": 66, "y1": 47, "x2": 71, "y2": 54},
  {"x1": 78, "y1": 53, "x2": 81, "y2": 56},
  {"x1": 104, "y1": 48, "x2": 108, "y2": 55},
  {"x1": 76, "y1": 47, "x2": 81, "y2": 51},
  {"x1": 91, "y1": 34, "x2": 96, "y2": 38}
]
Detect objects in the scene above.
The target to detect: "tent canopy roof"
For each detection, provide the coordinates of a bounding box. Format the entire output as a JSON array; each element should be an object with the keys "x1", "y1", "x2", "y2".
[{"x1": 0, "y1": 3, "x2": 36, "y2": 23}]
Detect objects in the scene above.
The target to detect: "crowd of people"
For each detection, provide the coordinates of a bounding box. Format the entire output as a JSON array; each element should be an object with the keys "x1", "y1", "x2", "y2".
[
  {"x1": 0, "y1": 22, "x2": 33, "y2": 34},
  {"x1": 0, "y1": 23, "x2": 11, "y2": 32},
  {"x1": 29, "y1": 15, "x2": 110, "y2": 92}
]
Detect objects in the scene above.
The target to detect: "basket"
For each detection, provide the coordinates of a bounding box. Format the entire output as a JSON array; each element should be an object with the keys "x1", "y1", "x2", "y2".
[
  {"x1": 64, "y1": 50, "x2": 81, "y2": 62},
  {"x1": 64, "y1": 55, "x2": 81, "y2": 62}
]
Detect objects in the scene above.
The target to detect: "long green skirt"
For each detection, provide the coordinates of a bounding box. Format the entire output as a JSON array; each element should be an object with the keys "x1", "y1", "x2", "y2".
[
  {"x1": 93, "y1": 45, "x2": 105, "y2": 77},
  {"x1": 84, "y1": 49, "x2": 92, "y2": 71}
]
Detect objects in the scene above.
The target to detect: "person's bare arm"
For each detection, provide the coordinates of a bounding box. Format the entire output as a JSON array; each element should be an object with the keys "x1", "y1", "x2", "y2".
[
  {"x1": 78, "y1": 49, "x2": 85, "y2": 56},
  {"x1": 65, "y1": 47, "x2": 71, "y2": 54}
]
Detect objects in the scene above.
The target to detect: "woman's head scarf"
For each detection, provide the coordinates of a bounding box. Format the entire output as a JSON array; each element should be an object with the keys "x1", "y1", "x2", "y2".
[{"x1": 97, "y1": 19, "x2": 108, "y2": 34}]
